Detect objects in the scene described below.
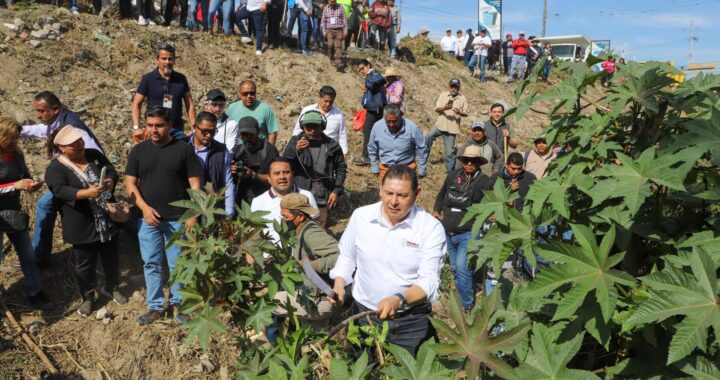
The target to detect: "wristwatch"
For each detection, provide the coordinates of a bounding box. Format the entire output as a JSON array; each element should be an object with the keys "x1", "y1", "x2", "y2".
[
  {"x1": 393, "y1": 292, "x2": 408, "y2": 308},
  {"x1": 133, "y1": 125, "x2": 140, "y2": 130}
]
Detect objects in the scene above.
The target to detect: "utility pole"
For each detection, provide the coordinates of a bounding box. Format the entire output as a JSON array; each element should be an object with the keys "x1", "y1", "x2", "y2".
[
  {"x1": 688, "y1": 20, "x2": 698, "y2": 65},
  {"x1": 541, "y1": 0, "x2": 548, "y2": 37}
]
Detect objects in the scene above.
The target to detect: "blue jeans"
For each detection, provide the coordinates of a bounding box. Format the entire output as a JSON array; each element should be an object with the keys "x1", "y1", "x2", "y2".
[
  {"x1": 543, "y1": 60, "x2": 552, "y2": 79},
  {"x1": 464, "y1": 50, "x2": 473, "y2": 67},
  {"x1": 33, "y1": 190, "x2": 60, "y2": 263},
  {"x1": 138, "y1": 219, "x2": 183, "y2": 311},
  {"x1": 467, "y1": 54, "x2": 477, "y2": 71},
  {"x1": 387, "y1": 25, "x2": 397, "y2": 57},
  {"x1": 447, "y1": 231, "x2": 473, "y2": 310},
  {"x1": 508, "y1": 55, "x2": 527, "y2": 80},
  {"x1": 503, "y1": 56, "x2": 512, "y2": 74},
  {"x1": 235, "y1": 7, "x2": 265, "y2": 51},
  {"x1": 298, "y1": 11, "x2": 312, "y2": 52},
  {"x1": 1, "y1": 231, "x2": 42, "y2": 296},
  {"x1": 425, "y1": 127, "x2": 457, "y2": 172},
  {"x1": 478, "y1": 55, "x2": 487, "y2": 82},
  {"x1": 208, "y1": 0, "x2": 233, "y2": 34},
  {"x1": 311, "y1": 15, "x2": 325, "y2": 48},
  {"x1": 187, "y1": 0, "x2": 209, "y2": 30},
  {"x1": 286, "y1": 6, "x2": 300, "y2": 35}
]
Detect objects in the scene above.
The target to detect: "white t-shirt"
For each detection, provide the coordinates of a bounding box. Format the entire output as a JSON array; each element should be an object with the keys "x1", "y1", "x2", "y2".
[
  {"x1": 440, "y1": 35, "x2": 457, "y2": 53},
  {"x1": 472, "y1": 35, "x2": 492, "y2": 56},
  {"x1": 250, "y1": 186, "x2": 319, "y2": 245},
  {"x1": 213, "y1": 115, "x2": 239, "y2": 150}
]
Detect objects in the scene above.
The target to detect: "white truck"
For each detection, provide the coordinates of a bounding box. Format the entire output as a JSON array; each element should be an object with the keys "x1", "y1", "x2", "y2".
[{"x1": 536, "y1": 35, "x2": 593, "y2": 62}]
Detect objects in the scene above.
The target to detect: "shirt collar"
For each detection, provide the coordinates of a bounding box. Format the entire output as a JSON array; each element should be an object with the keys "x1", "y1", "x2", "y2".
[
  {"x1": 371, "y1": 202, "x2": 418, "y2": 229},
  {"x1": 189, "y1": 134, "x2": 209, "y2": 152},
  {"x1": 269, "y1": 185, "x2": 299, "y2": 199}
]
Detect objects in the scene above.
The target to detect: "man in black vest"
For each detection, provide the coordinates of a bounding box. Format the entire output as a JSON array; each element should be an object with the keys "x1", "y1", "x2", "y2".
[{"x1": 187, "y1": 112, "x2": 235, "y2": 217}]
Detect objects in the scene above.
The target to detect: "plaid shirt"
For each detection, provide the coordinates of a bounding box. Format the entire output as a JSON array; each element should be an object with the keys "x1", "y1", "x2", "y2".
[{"x1": 321, "y1": 4, "x2": 348, "y2": 33}]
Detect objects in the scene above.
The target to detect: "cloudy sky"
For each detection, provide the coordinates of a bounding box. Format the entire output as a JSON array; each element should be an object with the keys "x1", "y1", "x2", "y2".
[{"x1": 399, "y1": 0, "x2": 720, "y2": 68}]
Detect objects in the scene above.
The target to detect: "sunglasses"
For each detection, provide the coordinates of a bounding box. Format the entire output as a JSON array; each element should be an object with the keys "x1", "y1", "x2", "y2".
[
  {"x1": 460, "y1": 157, "x2": 483, "y2": 165},
  {"x1": 240, "y1": 91, "x2": 256, "y2": 97},
  {"x1": 195, "y1": 127, "x2": 216, "y2": 135}
]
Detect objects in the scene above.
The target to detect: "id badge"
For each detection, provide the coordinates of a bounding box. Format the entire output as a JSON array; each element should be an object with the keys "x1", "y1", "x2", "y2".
[
  {"x1": 330, "y1": 17, "x2": 336, "y2": 25},
  {"x1": 163, "y1": 94, "x2": 173, "y2": 109}
]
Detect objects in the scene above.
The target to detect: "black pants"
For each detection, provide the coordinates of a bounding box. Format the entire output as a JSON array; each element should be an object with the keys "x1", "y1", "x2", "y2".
[
  {"x1": 74, "y1": 238, "x2": 119, "y2": 301},
  {"x1": 355, "y1": 302, "x2": 435, "y2": 357},
  {"x1": 267, "y1": 3, "x2": 283, "y2": 48},
  {"x1": 136, "y1": 0, "x2": 153, "y2": 18},
  {"x1": 361, "y1": 109, "x2": 383, "y2": 158},
  {"x1": 119, "y1": 0, "x2": 132, "y2": 18},
  {"x1": 164, "y1": 0, "x2": 188, "y2": 26}
]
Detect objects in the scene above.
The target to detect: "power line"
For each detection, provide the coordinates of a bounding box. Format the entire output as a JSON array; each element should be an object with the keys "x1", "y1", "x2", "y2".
[{"x1": 597, "y1": 0, "x2": 720, "y2": 15}]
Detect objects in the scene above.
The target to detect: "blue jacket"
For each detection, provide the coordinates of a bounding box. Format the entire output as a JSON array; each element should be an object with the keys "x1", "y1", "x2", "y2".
[{"x1": 361, "y1": 69, "x2": 387, "y2": 113}]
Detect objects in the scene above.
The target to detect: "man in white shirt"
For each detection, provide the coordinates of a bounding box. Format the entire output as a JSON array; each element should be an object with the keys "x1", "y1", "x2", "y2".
[
  {"x1": 468, "y1": 28, "x2": 492, "y2": 82},
  {"x1": 439, "y1": 28, "x2": 457, "y2": 56},
  {"x1": 250, "y1": 157, "x2": 319, "y2": 245},
  {"x1": 291, "y1": 85, "x2": 348, "y2": 161},
  {"x1": 203, "y1": 89, "x2": 238, "y2": 150},
  {"x1": 454, "y1": 29, "x2": 466, "y2": 60},
  {"x1": 328, "y1": 164, "x2": 446, "y2": 356}
]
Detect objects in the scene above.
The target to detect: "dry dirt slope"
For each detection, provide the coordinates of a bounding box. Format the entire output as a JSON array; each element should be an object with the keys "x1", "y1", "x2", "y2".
[{"x1": 0, "y1": 5, "x2": 550, "y2": 378}]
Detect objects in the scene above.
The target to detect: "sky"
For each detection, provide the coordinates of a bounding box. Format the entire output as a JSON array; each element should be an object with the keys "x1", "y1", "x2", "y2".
[{"x1": 399, "y1": 0, "x2": 720, "y2": 68}]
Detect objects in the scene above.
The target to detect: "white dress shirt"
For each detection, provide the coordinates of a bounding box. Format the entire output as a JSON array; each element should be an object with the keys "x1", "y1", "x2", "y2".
[
  {"x1": 292, "y1": 104, "x2": 349, "y2": 155},
  {"x1": 214, "y1": 114, "x2": 239, "y2": 150},
  {"x1": 472, "y1": 35, "x2": 492, "y2": 56},
  {"x1": 21, "y1": 111, "x2": 104, "y2": 155},
  {"x1": 330, "y1": 202, "x2": 447, "y2": 310},
  {"x1": 250, "y1": 185, "x2": 319, "y2": 244},
  {"x1": 440, "y1": 35, "x2": 457, "y2": 53}
]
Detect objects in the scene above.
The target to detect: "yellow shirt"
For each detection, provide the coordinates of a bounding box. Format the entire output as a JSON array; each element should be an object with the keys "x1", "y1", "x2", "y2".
[{"x1": 434, "y1": 91, "x2": 468, "y2": 135}]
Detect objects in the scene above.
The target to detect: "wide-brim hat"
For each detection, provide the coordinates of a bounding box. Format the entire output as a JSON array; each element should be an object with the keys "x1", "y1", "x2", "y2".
[
  {"x1": 458, "y1": 145, "x2": 488, "y2": 164},
  {"x1": 384, "y1": 66, "x2": 402, "y2": 77},
  {"x1": 53, "y1": 125, "x2": 83, "y2": 146}
]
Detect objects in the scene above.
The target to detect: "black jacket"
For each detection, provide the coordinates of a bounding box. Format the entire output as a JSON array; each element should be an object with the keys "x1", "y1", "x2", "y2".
[
  {"x1": 184, "y1": 136, "x2": 228, "y2": 194},
  {"x1": 283, "y1": 133, "x2": 347, "y2": 206},
  {"x1": 45, "y1": 149, "x2": 119, "y2": 245},
  {"x1": 491, "y1": 168, "x2": 536, "y2": 211},
  {"x1": 434, "y1": 169, "x2": 493, "y2": 234}
]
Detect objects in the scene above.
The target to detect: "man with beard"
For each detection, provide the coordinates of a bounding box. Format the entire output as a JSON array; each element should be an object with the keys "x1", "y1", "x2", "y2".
[
  {"x1": 132, "y1": 44, "x2": 196, "y2": 141},
  {"x1": 232, "y1": 116, "x2": 279, "y2": 205}
]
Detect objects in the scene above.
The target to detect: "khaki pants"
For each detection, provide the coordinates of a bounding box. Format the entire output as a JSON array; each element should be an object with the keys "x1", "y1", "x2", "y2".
[
  {"x1": 274, "y1": 290, "x2": 339, "y2": 328},
  {"x1": 326, "y1": 29, "x2": 344, "y2": 65},
  {"x1": 379, "y1": 161, "x2": 417, "y2": 184}
]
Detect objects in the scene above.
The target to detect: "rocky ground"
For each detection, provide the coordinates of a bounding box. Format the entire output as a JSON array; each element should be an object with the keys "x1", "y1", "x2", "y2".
[{"x1": 0, "y1": 5, "x2": 555, "y2": 378}]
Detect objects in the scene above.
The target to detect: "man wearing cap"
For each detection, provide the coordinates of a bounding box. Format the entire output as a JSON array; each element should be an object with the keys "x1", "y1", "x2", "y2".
[
  {"x1": 354, "y1": 59, "x2": 387, "y2": 166},
  {"x1": 508, "y1": 31, "x2": 530, "y2": 82},
  {"x1": 132, "y1": 44, "x2": 196, "y2": 141},
  {"x1": 440, "y1": 28, "x2": 457, "y2": 56},
  {"x1": 418, "y1": 28, "x2": 430, "y2": 38},
  {"x1": 328, "y1": 164, "x2": 446, "y2": 356},
  {"x1": 524, "y1": 135, "x2": 556, "y2": 179},
  {"x1": 484, "y1": 103, "x2": 518, "y2": 156},
  {"x1": 22, "y1": 91, "x2": 105, "y2": 267},
  {"x1": 468, "y1": 28, "x2": 492, "y2": 82},
  {"x1": 502, "y1": 33, "x2": 513, "y2": 74},
  {"x1": 124, "y1": 107, "x2": 202, "y2": 326},
  {"x1": 272, "y1": 193, "x2": 340, "y2": 330},
  {"x1": 187, "y1": 112, "x2": 235, "y2": 217},
  {"x1": 454, "y1": 29, "x2": 466, "y2": 60},
  {"x1": 292, "y1": 86, "x2": 348, "y2": 161},
  {"x1": 203, "y1": 89, "x2": 238, "y2": 149},
  {"x1": 525, "y1": 37, "x2": 544, "y2": 79},
  {"x1": 433, "y1": 145, "x2": 494, "y2": 311},
  {"x1": 232, "y1": 116, "x2": 279, "y2": 205},
  {"x1": 427, "y1": 78, "x2": 469, "y2": 172},
  {"x1": 283, "y1": 110, "x2": 347, "y2": 228},
  {"x1": 227, "y1": 80, "x2": 280, "y2": 146},
  {"x1": 251, "y1": 157, "x2": 319, "y2": 245},
  {"x1": 368, "y1": 104, "x2": 428, "y2": 181},
  {"x1": 455, "y1": 121, "x2": 503, "y2": 176}
]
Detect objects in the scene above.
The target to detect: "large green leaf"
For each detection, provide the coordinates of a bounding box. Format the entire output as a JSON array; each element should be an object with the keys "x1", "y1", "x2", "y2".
[
  {"x1": 329, "y1": 351, "x2": 372, "y2": 380},
  {"x1": 515, "y1": 324, "x2": 600, "y2": 380},
  {"x1": 381, "y1": 340, "x2": 455, "y2": 380},
  {"x1": 625, "y1": 250, "x2": 720, "y2": 364},
  {"x1": 181, "y1": 304, "x2": 228, "y2": 351},
  {"x1": 679, "y1": 356, "x2": 720, "y2": 379},
  {"x1": 245, "y1": 298, "x2": 277, "y2": 333},
  {"x1": 527, "y1": 224, "x2": 635, "y2": 322},
  {"x1": 431, "y1": 288, "x2": 529, "y2": 380}
]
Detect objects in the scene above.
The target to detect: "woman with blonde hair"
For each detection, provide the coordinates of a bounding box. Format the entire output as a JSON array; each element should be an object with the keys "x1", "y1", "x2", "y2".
[{"x1": 0, "y1": 117, "x2": 49, "y2": 309}]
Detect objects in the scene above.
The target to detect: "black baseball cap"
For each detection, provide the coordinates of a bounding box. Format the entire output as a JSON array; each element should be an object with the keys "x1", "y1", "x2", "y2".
[
  {"x1": 237, "y1": 116, "x2": 259, "y2": 135},
  {"x1": 449, "y1": 78, "x2": 461, "y2": 87},
  {"x1": 205, "y1": 89, "x2": 227, "y2": 102}
]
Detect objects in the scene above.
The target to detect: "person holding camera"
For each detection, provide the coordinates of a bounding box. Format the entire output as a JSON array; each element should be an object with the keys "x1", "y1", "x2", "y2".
[
  {"x1": 45, "y1": 126, "x2": 128, "y2": 316},
  {"x1": 283, "y1": 110, "x2": 347, "y2": 228},
  {"x1": 231, "y1": 116, "x2": 279, "y2": 206}
]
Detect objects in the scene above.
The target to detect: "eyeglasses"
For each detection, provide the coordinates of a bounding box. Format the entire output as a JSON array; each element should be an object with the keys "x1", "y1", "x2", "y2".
[
  {"x1": 240, "y1": 91, "x2": 256, "y2": 97},
  {"x1": 196, "y1": 127, "x2": 216, "y2": 135}
]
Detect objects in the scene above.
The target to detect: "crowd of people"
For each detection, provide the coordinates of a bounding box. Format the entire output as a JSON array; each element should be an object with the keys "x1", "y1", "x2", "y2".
[{"x1": 0, "y1": 14, "x2": 565, "y2": 356}]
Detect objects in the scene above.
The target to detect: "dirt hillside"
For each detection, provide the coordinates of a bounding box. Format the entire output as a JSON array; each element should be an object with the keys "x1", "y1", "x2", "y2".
[{"x1": 0, "y1": 5, "x2": 552, "y2": 378}]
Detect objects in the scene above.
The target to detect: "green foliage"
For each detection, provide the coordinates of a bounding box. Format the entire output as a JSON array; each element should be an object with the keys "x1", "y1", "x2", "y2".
[
  {"x1": 515, "y1": 324, "x2": 600, "y2": 380},
  {"x1": 381, "y1": 340, "x2": 456, "y2": 380},
  {"x1": 329, "y1": 351, "x2": 373, "y2": 380}
]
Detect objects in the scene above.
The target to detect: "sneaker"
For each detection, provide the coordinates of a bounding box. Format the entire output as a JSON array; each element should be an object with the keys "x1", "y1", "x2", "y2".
[
  {"x1": 137, "y1": 309, "x2": 163, "y2": 326},
  {"x1": 255, "y1": 50, "x2": 263, "y2": 56},
  {"x1": 302, "y1": 50, "x2": 312, "y2": 56},
  {"x1": 349, "y1": 42, "x2": 356, "y2": 48},
  {"x1": 70, "y1": 7, "x2": 80, "y2": 14},
  {"x1": 100, "y1": 287, "x2": 128, "y2": 305},
  {"x1": 240, "y1": 36, "x2": 252, "y2": 44},
  {"x1": 170, "y1": 304, "x2": 190, "y2": 325},
  {"x1": 352, "y1": 156, "x2": 371, "y2": 166},
  {"x1": 147, "y1": 19, "x2": 156, "y2": 26},
  {"x1": 77, "y1": 299, "x2": 93, "y2": 317},
  {"x1": 28, "y1": 291, "x2": 52, "y2": 311},
  {"x1": 137, "y1": 16, "x2": 147, "y2": 26}
]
